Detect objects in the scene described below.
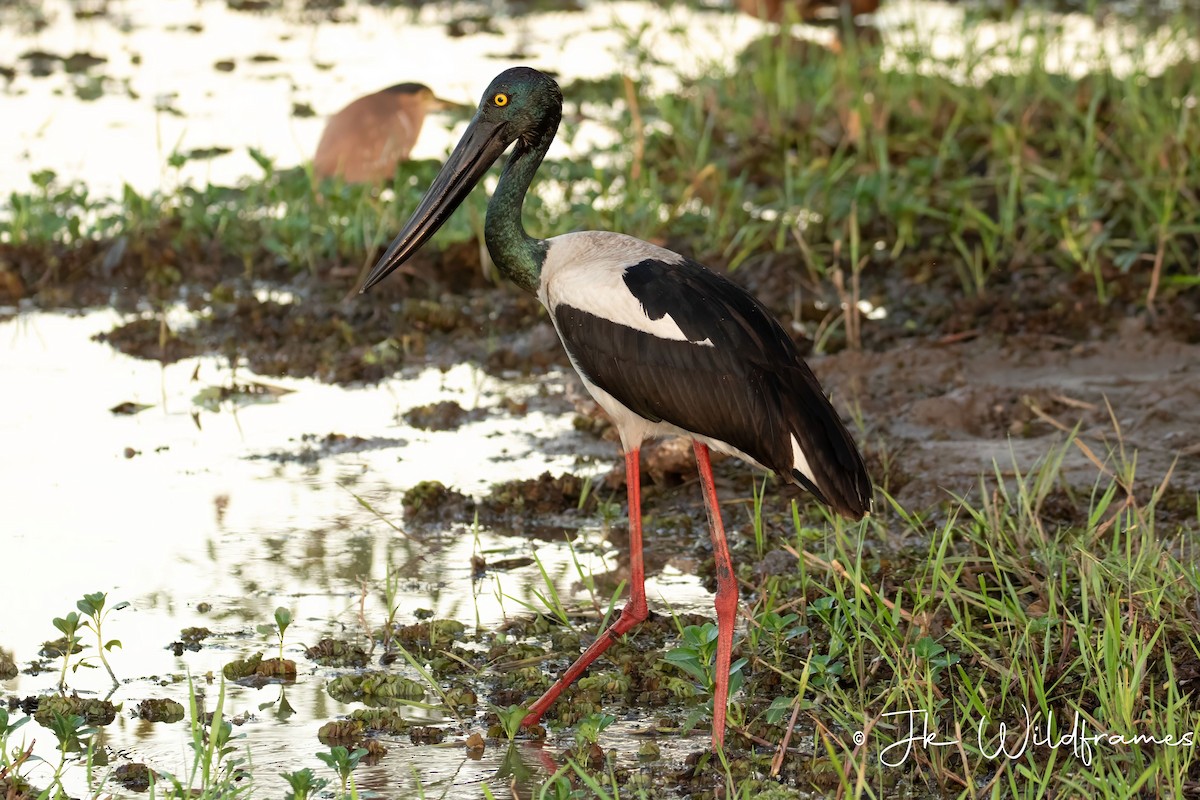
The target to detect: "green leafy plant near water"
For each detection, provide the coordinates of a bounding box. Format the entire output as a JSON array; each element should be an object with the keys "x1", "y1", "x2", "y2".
[
  {"x1": 48, "y1": 591, "x2": 127, "y2": 691},
  {"x1": 314, "y1": 746, "x2": 367, "y2": 798},
  {"x1": 257, "y1": 606, "x2": 294, "y2": 661}
]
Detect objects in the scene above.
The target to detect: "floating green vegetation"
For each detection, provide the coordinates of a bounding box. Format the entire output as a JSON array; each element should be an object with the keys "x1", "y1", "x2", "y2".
[
  {"x1": 348, "y1": 706, "x2": 410, "y2": 735},
  {"x1": 386, "y1": 618, "x2": 466, "y2": 657},
  {"x1": 32, "y1": 695, "x2": 117, "y2": 727},
  {"x1": 172, "y1": 626, "x2": 214, "y2": 654},
  {"x1": 326, "y1": 672, "x2": 426, "y2": 705},
  {"x1": 304, "y1": 637, "x2": 370, "y2": 668},
  {"x1": 316, "y1": 718, "x2": 365, "y2": 744},
  {"x1": 401, "y1": 480, "x2": 471, "y2": 522},
  {"x1": 223, "y1": 651, "x2": 297, "y2": 683},
  {"x1": 0, "y1": 648, "x2": 16, "y2": 680},
  {"x1": 112, "y1": 762, "x2": 154, "y2": 792},
  {"x1": 135, "y1": 698, "x2": 186, "y2": 723}
]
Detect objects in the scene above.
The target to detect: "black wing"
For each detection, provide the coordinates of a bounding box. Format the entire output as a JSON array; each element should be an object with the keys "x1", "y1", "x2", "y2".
[{"x1": 554, "y1": 257, "x2": 872, "y2": 519}]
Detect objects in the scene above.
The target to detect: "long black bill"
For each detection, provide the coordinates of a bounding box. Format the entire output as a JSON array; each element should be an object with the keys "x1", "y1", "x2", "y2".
[{"x1": 359, "y1": 115, "x2": 512, "y2": 292}]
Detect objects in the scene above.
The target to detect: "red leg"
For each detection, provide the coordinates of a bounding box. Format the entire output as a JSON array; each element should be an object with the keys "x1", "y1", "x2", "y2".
[
  {"x1": 523, "y1": 447, "x2": 647, "y2": 727},
  {"x1": 693, "y1": 442, "x2": 737, "y2": 751}
]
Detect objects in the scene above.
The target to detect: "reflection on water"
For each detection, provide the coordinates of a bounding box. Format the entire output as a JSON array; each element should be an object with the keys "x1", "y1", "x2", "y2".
[
  {"x1": 0, "y1": 310, "x2": 713, "y2": 796},
  {"x1": 0, "y1": 0, "x2": 768, "y2": 197}
]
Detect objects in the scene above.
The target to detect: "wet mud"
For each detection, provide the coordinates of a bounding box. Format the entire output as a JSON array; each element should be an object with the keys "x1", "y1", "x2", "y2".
[{"x1": 19, "y1": 230, "x2": 1200, "y2": 535}]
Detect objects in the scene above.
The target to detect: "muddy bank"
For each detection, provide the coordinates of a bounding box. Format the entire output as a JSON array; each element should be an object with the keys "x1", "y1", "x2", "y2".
[{"x1": 15, "y1": 230, "x2": 1195, "y2": 525}]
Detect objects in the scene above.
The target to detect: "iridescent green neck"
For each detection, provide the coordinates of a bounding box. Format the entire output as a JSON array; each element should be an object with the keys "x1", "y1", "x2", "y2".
[{"x1": 484, "y1": 124, "x2": 556, "y2": 295}]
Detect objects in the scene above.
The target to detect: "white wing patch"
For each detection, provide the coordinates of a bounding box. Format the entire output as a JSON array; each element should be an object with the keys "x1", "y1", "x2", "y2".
[
  {"x1": 540, "y1": 232, "x2": 714, "y2": 346},
  {"x1": 790, "y1": 434, "x2": 816, "y2": 487}
]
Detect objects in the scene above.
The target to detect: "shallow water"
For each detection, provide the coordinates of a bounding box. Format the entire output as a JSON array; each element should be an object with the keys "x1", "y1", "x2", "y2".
[
  {"x1": 3, "y1": 0, "x2": 1198, "y2": 796},
  {"x1": 0, "y1": 309, "x2": 718, "y2": 795},
  {"x1": 0, "y1": 0, "x2": 771, "y2": 197}
]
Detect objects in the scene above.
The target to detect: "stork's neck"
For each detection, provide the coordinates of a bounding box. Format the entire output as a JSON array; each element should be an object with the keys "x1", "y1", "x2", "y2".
[{"x1": 484, "y1": 117, "x2": 558, "y2": 295}]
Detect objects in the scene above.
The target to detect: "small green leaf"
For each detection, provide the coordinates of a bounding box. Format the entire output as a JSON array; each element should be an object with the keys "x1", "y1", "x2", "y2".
[
  {"x1": 490, "y1": 704, "x2": 528, "y2": 741},
  {"x1": 810, "y1": 596, "x2": 837, "y2": 612},
  {"x1": 31, "y1": 169, "x2": 56, "y2": 189},
  {"x1": 53, "y1": 613, "x2": 82, "y2": 636},
  {"x1": 680, "y1": 705, "x2": 708, "y2": 734},
  {"x1": 248, "y1": 147, "x2": 274, "y2": 174},
  {"x1": 663, "y1": 648, "x2": 707, "y2": 683},
  {"x1": 913, "y1": 636, "x2": 945, "y2": 661},
  {"x1": 765, "y1": 696, "x2": 796, "y2": 725}
]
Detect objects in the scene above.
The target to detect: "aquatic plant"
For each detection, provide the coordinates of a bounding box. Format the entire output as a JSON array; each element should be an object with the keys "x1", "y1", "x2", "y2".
[
  {"x1": 491, "y1": 704, "x2": 528, "y2": 742},
  {"x1": 76, "y1": 590, "x2": 127, "y2": 688},
  {"x1": 257, "y1": 605, "x2": 294, "y2": 661},
  {"x1": 315, "y1": 745, "x2": 368, "y2": 798},
  {"x1": 281, "y1": 767, "x2": 329, "y2": 800}
]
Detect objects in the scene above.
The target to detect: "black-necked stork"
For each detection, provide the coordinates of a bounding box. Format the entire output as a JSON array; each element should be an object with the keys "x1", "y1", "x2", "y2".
[{"x1": 360, "y1": 67, "x2": 872, "y2": 750}]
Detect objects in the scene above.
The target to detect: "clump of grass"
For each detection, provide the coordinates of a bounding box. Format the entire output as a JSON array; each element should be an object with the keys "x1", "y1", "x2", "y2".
[
  {"x1": 719, "y1": 425, "x2": 1200, "y2": 796},
  {"x1": 148, "y1": 676, "x2": 250, "y2": 798},
  {"x1": 644, "y1": 21, "x2": 1199, "y2": 311},
  {"x1": 0, "y1": 157, "x2": 482, "y2": 301},
  {"x1": 8, "y1": 13, "x2": 1195, "y2": 325}
]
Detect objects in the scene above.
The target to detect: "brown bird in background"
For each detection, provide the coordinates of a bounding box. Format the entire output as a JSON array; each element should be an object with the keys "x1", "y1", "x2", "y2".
[{"x1": 313, "y1": 83, "x2": 462, "y2": 184}]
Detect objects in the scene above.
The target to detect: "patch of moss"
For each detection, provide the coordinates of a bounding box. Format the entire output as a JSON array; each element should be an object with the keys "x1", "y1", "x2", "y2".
[
  {"x1": 482, "y1": 471, "x2": 597, "y2": 516},
  {"x1": 403, "y1": 399, "x2": 483, "y2": 431}
]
